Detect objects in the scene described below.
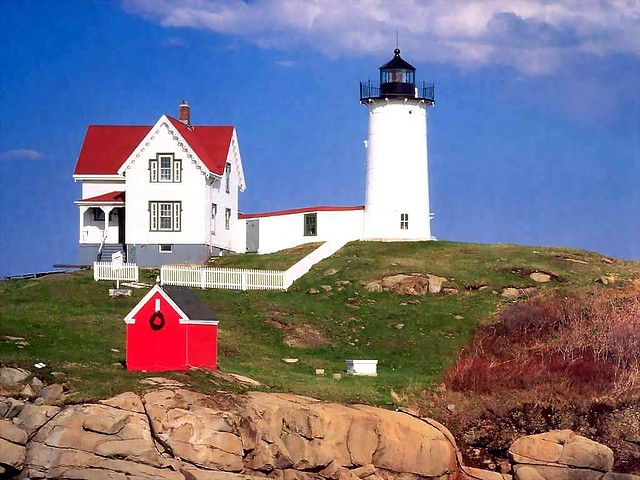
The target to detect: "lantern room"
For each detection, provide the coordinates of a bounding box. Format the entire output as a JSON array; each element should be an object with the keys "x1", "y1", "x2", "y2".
[
  {"x1": 360, "y1": 48, "x2": 434, "y2": 103},
  {"x1": 380, "y1": 48, "x2": 416, "y2": 96}
]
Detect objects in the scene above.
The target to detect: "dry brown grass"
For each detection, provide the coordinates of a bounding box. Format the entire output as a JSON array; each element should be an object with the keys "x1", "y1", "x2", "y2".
[{"x1": 444, "y1": 282, "x2": 640, "y2": 401}]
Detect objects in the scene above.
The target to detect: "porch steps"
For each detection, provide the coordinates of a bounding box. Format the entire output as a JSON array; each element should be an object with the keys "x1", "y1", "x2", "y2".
[{"x1": 98, "y1": 244, "x2": 126, "y2": 262}]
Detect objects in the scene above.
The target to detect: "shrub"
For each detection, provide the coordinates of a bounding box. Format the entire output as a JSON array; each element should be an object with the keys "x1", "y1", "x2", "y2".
[{"x1": 444, "y1": 285, "x2": 640, "y2": 400}]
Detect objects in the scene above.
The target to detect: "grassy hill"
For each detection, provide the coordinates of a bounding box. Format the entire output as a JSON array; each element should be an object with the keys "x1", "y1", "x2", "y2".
[{"x1": 1, "y1": 240, "x2": 638, "y2": 405}]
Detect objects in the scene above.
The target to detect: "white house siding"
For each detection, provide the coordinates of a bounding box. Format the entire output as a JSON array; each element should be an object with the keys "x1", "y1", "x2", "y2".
[
  {"x1": 80, "y1": 179, "x2": 125, "y2": 199},
  {"x1": 363, "y1": 99, "x2": 432, "y2": 241},
  {"x1": 244, "y1": 209, "x2": 364, "y2": 254},
  {"x1": 124, "y1": 123, "x2": 209, "y2": 265},
  {"x1": 207, "y1": 138, "x2": 241, "y2": 253}
]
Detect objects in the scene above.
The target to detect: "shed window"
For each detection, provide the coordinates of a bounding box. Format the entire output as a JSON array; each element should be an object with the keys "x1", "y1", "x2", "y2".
[
  {"x1": 304, "y1": 213, "x2": 317, "y2": 236},
  {"x1": 400, "y1": 213, "x2": 409, "y2": 230},
  {"x1": 159, "y1": 244, "x2": 173, "y2": 253}
]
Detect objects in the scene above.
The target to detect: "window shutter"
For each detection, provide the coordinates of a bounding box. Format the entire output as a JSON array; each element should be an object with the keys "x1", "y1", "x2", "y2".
[
  {"x1": 174, "y1": 160, "x2": 181, "y2": 182},
  {"x1": 150, "y1": 160, "x2": 158, "y2": 182},
  {"x1": 174, "y1": 202, "x2": 181, "y2": 231},
  {"x1": 150, "y1": 202, "x2": 158, "y2": 231}
]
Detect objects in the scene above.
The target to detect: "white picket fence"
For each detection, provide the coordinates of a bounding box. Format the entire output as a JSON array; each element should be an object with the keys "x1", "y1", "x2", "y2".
[
  {"x1": 93, "y1": 262, "x2": 139, "y2": 282},
  {"x1": 160, "y1": 265, "x2": 286, "y2": 291}
]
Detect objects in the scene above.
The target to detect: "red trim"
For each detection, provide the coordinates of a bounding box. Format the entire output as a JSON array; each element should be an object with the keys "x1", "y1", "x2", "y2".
[
  {"x1": 78, "y1": 191, "x2": 125, "y2": 203},
  {"x1": 239, "y1": 205, "x2": 364, "y2": 219}
]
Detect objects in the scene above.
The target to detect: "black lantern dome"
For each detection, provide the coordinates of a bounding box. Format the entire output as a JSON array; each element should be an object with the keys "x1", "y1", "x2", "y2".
[
  {"x1": 360, "y1": 48, "x2": 434, "y2": 103},
  {"x1": 379, "y1": 48, "x2": 416, "y2": 96}
]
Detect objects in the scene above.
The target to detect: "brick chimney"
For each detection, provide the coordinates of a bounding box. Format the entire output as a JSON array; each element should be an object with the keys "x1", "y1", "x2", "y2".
[{"x1": 178, "y1": 100, "x2": 190, "y2": 125}]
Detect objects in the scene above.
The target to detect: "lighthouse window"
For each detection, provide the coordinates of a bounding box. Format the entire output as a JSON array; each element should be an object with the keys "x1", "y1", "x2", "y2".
[
  {"x1": 400, "y1": 213, "x2": 409, "y2": 230},
  {"x1": 304, "y1": 213, "x2": 317, "y2": 236}
]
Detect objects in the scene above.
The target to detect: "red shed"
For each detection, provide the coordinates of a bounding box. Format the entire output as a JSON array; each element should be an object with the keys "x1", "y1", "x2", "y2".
[{"x1": 124, "y1": 285, "x2": 218, "y2": 371}]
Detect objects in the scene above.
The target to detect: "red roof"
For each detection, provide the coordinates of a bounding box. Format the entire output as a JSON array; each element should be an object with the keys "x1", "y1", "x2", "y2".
[
  {"x1": 239, "y1": 205, "x2": 364, "y2": 219},
  {"x1": 73, "y1": 117, "x2": 234, "y2": 176},
  {"x1": 166, "y1": 117, "x2": 234, "y2": 176},
  {"x1": 78, "y1": 191, "x2": 125, "y2": 203},
  {"x1": 74, "y1": 126, "x2": 148, "y2": 175}
]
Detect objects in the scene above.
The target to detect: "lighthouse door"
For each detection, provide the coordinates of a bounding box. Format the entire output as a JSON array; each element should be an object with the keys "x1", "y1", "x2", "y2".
[{"x1": 246, "y1": 219, "x2": 259, "y2": 253}]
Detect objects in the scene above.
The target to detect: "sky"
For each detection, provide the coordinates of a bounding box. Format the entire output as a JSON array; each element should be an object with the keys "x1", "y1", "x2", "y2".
[{"x1": 0, "y1": 0, "x2": 638, "y2": 277}]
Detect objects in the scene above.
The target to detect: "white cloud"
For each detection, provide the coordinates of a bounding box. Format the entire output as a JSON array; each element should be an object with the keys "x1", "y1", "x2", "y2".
[
  {"x1": 123, "y1": 0, "x2": 640, "y2": 74},
  {"x1": 0, "y1": 149, "x2": 44, "y2": 161}
]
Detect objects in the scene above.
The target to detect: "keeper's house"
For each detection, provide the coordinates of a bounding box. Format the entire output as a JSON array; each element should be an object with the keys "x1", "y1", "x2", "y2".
[{"x1": 73, "y1": 101, "x2": 246, "y2": 266}]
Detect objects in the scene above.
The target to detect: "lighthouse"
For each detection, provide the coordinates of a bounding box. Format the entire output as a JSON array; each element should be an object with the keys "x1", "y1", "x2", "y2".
[{"x1": 360, "y1": 49, "x2": 435, "y2": 241}]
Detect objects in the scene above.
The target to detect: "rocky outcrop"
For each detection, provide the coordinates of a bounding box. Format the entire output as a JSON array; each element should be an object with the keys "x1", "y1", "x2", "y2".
[
  {"x1": 508, "y1": 430, "x2": 636, "y2": 480},
  {"x1": 364, "y1": 274, "x2": 448, "y2": 295},
  {"x1": 1, "y1": 388, "x2": 464, "y2": 480},
  {"x1": 2, "y1": 388, "x2": 636, "y2": 480}
]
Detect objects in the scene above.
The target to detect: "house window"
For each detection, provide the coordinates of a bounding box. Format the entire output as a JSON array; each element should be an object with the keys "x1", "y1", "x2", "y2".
[
  {"x1": 225, "y1": 163, "x2": 231, "y2": 193},
  {"x1": 304, "y1": 213, "x2": 317, "y2": 236},
  {"x1": 149, "y1": 201, "x2": 181, "y2": 231},
  {"x1": 400, "y1": 213, "x2": 409, "y2": 230},
  {"x1": 149, "y1": 154, "x2": 181, "y2": 183},
  {"x1": 159, "y1": 244, "x2": 173, "y2": 253},
  {"x1": 211, "y1": 203, "x2": 218, "y2": 234},
  {"x1": 225, "y1": 208, "x2": 231, "y2": 230}
]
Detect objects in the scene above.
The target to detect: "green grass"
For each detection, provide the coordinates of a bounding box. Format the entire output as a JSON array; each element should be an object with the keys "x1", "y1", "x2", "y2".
[
  {"x1": 1, "y1": 241, "x2": 637, "y2": 404},
  {"x1": 207, "y1": 242, "x2": 323, "y2": 270}
]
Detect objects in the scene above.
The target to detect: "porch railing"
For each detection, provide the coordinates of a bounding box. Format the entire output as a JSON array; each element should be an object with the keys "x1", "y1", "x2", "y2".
[
  {"x1": 160, "y1": 265, "x2": 286, "y2": 291},
  {"x1": 93, "y1": 261, "x2": 139, "y2": 282}
]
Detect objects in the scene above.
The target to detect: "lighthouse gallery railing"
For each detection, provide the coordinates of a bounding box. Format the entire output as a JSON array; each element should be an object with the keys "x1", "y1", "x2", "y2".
[{"x1": 359, "y1": 81, "x2": 435, "y2": 102}]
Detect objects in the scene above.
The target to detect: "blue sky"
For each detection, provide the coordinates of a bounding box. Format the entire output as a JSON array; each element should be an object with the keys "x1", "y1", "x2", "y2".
[{"x1": 0, "y1": 0, "x2": 638, "y2": 277}]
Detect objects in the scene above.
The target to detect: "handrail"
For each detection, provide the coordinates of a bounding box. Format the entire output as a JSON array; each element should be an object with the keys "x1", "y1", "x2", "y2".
[{"x1": 97, "y1": 230, "x2": 107, "y2": 260}]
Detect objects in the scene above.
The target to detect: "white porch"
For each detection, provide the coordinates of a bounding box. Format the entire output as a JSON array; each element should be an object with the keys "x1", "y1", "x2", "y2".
[{"x1": 75, "y1": 191, "x2": 126, "y2": 262}]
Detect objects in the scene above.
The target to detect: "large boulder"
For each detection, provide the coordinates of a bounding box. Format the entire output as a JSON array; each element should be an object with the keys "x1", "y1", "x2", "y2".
[
  {"x1": 0, "y1": 367, "x2": 30, "y2": 386},
  {"x1": 12, "y1": 388, "x2": 463, "y2": 479},
  {"x1": 366, "y1": 273, "x2": 447, "y2": 295},
  {"x1": 509, "y1": 430, "x2": 615, "y2": 480},
  {"x1": 0, "y1": 419, "x2": 27, "y2": 473}
]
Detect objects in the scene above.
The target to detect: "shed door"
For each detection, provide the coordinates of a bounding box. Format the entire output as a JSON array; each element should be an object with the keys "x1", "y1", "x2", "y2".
[{"x1": 246, "y1": 219, "x2": 259, "y2": 253}]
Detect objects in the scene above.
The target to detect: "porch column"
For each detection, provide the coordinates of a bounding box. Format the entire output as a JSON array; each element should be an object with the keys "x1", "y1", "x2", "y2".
[
  {"x1": 79, "y1": 206, "x2": 90, "y2": 243},
  {"x1": 101, "y1": 207, "x2": 114, "y2": 243}
]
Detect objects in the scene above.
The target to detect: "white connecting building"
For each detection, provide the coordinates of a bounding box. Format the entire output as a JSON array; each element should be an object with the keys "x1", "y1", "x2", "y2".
[{"x1": 73, "y1": 49, "x2": 435, "y2": 265}]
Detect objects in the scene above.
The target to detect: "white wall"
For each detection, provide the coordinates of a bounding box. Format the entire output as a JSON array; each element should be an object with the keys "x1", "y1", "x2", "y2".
[
  {"x1": 81, "y1": 180, "x2": 125, "y2": 199},
  {"x1": 208, "y1": 138, "x2": 240, "y2": 252},
  {"x1": 363, "y1": 99, "x2": 432, "y2": 240},
  {"x1": 247, "y1": 209, "x2": 364, "y2": 254},
  {"x1": 124, "y1": 122, "x2": 208, "y2": 246}
]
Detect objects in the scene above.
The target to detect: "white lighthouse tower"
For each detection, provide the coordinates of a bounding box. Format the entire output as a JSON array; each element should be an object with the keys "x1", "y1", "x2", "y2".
[{"x1": 361, "y1": 49, "x2": 435, "y2": 241}]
